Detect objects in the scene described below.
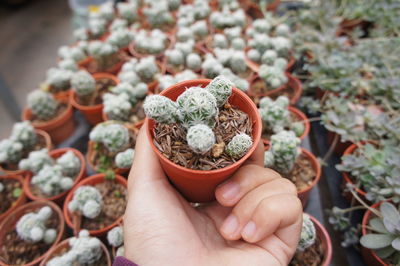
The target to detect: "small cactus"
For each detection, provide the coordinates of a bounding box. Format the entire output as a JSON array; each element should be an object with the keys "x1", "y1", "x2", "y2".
[
  {"x1": 271, "y1": 36, "x2": 292, "y2": 56},
  {"x1": 135, "y1": 29, "x2": 167, "y2": 55},
  {"x1": 264, "y1": 130, "x2": 301, "y2": 175},
  {"x1": 135, "y1": 57, "x2": 159, "y2": 83},
  {"x1": 226, "y1": 133, "x2": 253, "y2": 159},
  {"x1": 112, "y1": 82, "x2": 148, "y2": 105},
  {"x1": 186, "y1": 53, "x2": 202, "y2": 71},
  {"x1": 175, "y1": 69, "x2": 198, "y2": 83},
  {"x1": 117, "y1": 2, "x2": 138, "y2": 23},
  {"x1": 176, "y1": 27, "x2": 194, "y2": 42},
  {"x1": 45, "y1": 67, "x2": 74, "y2": 92},
  {"x1": 0, "y1": 139, "x2": 23, "y2": 164},
  {"x1": 68, "y1": 186, "x2": 103, "y2": 219},
  {"x1": 220, "y1": 68, "x2": 249, "y2": 92},
  {"x1": 118, "y1": 71, "x2": 141, "y2": 87},
  {"x1": 231, "y1": 38, "x2": 246, "y2": 50},
  {"x1": 202, "y1": 53, "x2": 224, "y2": 78},
  {"x1": 27, "y1": 90, "x2": 59, "y2": 121},
  {"x1": 16, "y1": 206, "x2": 57, "y2": 244},
  {"x1": 259, "y1": 64, "x2": 288, "y2": 89},
  {"x1": 297, "y1": 214, "x2": 316, "y2": 252},
  {"x1": 143, "y1": 0, "x2": 174, "y2": 28},
  {"x1": 166, "y1": 49, "x2": 185, "y2": 67},
  {"x1": 31, "y1": 165, "x2": 74, "y2": 196},
  {"x1": 88, "y1": 17, "x2": 107, "y2": 38},
  {"x1": 103, "y1": 93, "x2": 132, "y2": 121},
  {"x1": 175, "y1": 40, "x2": 194, "y2": 56},
  {"x1": 143, "y1": 95, "x2": 180, "y2": 124},
  {"x1": 116, "y1": 246, "x2": 125, "y2": 257},
  {"x1": 247, "y1": 49, "x2": 261, "y2": 62},
  {"x1": 259, "y1": 96, "x2": 290, "y2": 134},
  {"x1": 71, "y1": 70, "x2": 96, "y2": 97},
  {"x1": 87, "y1": 41, "x2": 118, "y2": 69},
  {"x1": 158, "y1": 75, "x2": 176, "y2": 91},
  {"x1": 213, "y1": 34, "x2": 228, "y2": 49},
  {"x1": 58, "y1": 45, "x2": 86, "y2": 62},
  {"x1": 261, "y1": 50, "x2": 278, "y2": 65},
  {"x1": 10, "y1": 121, "x2": 37, "y2": 150},
  {"x1": 191, "y1": 20, "x2": 208, "y2": 38},
  {"x1": 19, "y1": 148, "x2": 53, "y2": 174},
  {"x1": 107, "y1": 28, "x2": 134, "y2": 49},
  {"x1": 107, "y1": 226, "x2": 124, "y2": 247},
  {"x1": 115, "y1": 148, "x2": 135, "y2": 169},
  {"x1": 205, "y1": 75, "x2": 233, "y2": 107},
  {"x1": 229, "y1": 51, "x2": 247, "y2": 74},
  {"x1": 109, "y1": 18, "x2": 128, "y2": 32},
  {"x1": 58, "y1": 59, "x2": 78, "y2": 72},
  {"x1": 89, "y1": 122, "x2": 130, "y2": 154},
  {"x1": 186, "y1": 124, "x2": 216, "y2": 154},
  {"x1": 56, "y1": 150, "x2": 81, "y2": 177}
]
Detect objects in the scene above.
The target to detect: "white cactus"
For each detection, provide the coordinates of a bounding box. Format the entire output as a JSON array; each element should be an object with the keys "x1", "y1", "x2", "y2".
[
  {"x1": 205, "y1": 75, "x2": 233, "y2": 107},
  {"x1": 226, "y1": 133, "x2": 253, "y2": 159},
  {"x1": 135, "y1": 29, "x2": 167, "y2": 55},
  {"x1": 16, "y1": 206, "x2": 57, "y2": 244},
  {"x1": 186, "y1": 53, "x2": 202, "y2": 71},
  {"x1": 89, "y1": 123, "x2": 130, "y2": 154},
  {"x1": 143, "y1": 0, "x2": 174, "y2": 28},
  {"x1": 177, "y1": 27, "x2": 194, "y2": 42},
  {"x1": 56, "y1": 151, "x2": 81, "y2": 177},
  {"x1": 10, "y1": 121, "x2": 37, "y2": 150},
  {"x1": 213, "y1": 34, "x2": 228, "y2": 49},
  {"x1": 202, "y1": 53, "x2": 224, "y2": 78},
  {"x1": 135, "y1": 57, "x2": 159, "y2": 82},
  {"x1": 166, "y1": 49, "x2": 185, "y2": 67},
  {"x1": 117, "y1": 2, "x2": 138, "y2": 23},
  {"x1": 27, "y1": 90, "x2": 59, "y2": 120},
  {"x1": 107, "y1": 226, "x2": 124, "y2": 247},
  {"x1": 71, "y1": 70, "x2": 96, "y2": 97},
  {"x1": 143, "y1": 95, "x2": 179, "y2": 124},
  {"x1": 247, "y1": 49, "x2": 261, "y2": 62},
  {"x1": 191, "y1": 20, "x2": 208, "y2": 38},
  {"x1": 31, "y1": 165, "x2": 74, "y2": 196},
  {"x1": 186, "y1": 124, "x2": 216, "y2": 154},
  {"x1": 19, "y1": 148, "x2": 53, "y2": 174},
  {"x1": 0, "y1": 139, "x2": 23, "y2": 164},
  {"x1": 259, "y1": 96, "x2": 290, "y2": 134},
  {"x1": 297, "y1": 214, "x2": 317, "y2": 251},
  {"x1": 68, "y1": 186, "x2": 103, "y2": 219},
  {"x1": 107, "y1": 28, "x2": 134, "y2": 49},
  {"x1": 58, "y1": 45, "x2": 86, "y2": 62},
  {"x1": 261, "y1": 50, "x2": 278, "y2": 65},
  {"x1": 259, "y1": 64, "x2": 288, "y2": 89},
  {"x1": 103, "y1": 93, "x2": 132, "y2": 121},
  {"x1": 115, "y1": 149, "x2": 135, "y2": 169}
]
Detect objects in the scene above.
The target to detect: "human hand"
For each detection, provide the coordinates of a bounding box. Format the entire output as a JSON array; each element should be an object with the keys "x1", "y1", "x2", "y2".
[{"x1": 123, "y1": 127, "x2": 302, "y2": 266}]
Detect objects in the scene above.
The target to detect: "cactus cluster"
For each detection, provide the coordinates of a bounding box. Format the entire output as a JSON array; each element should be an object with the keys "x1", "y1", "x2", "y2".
[
  {"x1": 16, "y1": 206, "x2": 57, "y2": 244},
  {"x1": 45, "y1": 67, "x2": 74, "y2": 92},
  {"x1": 297, "y1": 214, "x2": 317, "y2": 252},
  {"x1": 107, "y1": 226, "x2": 124, "y2": 247},
  {"x1": 103, "y1": 93, "x2": 132, "y2": 121},
  {"x1": 259, "y1": 64, "x2": 288, "y2": 89},
  {"x1": 219, "y1": 68, "x2": 249, "y2": 92},
  {"x1": 264, "y1": 130, "x2": 301, "y2": 175},
  {"x1": 210, "y1": 7, "x2": 247, "y2": 30},
  {"x1": 115, "y1": 148, "x2": 135, "y2": 169},
  {"x1": 144, "y1": 76, "x2": 252, "y2": 157},
  {"x1": 68, "y1": 186, "x2": 103, "y2": 219},
  {"x1": 56, "y1": 150, "x2": 81, "y2": 177},
  {"x1": 214, "y1": 48, "x2": 248, "y2": 74},
  {"x1": 259, "y1": 96, "x2": 290, "y2": 134},
  {"x1": 7, "y1": 121, "x2": 37, "y2": 150},
  {"x1": 19, "y1": 149, "x2": 53, "y2": 174},
  {"x1": 107, "y1": 27, "x2": 134, "y2": 49},
  {"x1": 117, "y1": 1, "x2": 139, "y2": 23},
  {"x1": 31, "y1": 165, "x2": 74, "y2": 196},
  {"x1": 143, "y1": 0, "x2": 174, "y2": 28},
  {"x1": 71, "y1": 70, "x2": 96, "y2": 97},
  {"x1": 27, "y1": 90, "x2": 59, "y2": 121},
  {"x1": 135, "y1": 29, "x2": 168, "y2": 55},
  {"x1": 47, "y1": 230, "x2": 103, "y2": 266},
  {"x1": 202, "y1": 53, "x2": 224, "y2": 78},
  {"x1": 89, "y1": 122, "x2": 130, "y2": 154},
  {"x1": 0, "y1": 139, "x2": 23, "y2": 164},
  {"x1": 135, "y1": 56, "x2": 160, "y2": 83},
  {"x1": 58, "y1": 45, "x2": 87, "y2": 63},
  {"x1": 87, "y1": 40, "x2": 119, "y2": 70},
  {"x1": 159, "y1": 70, "x2": 201, "y2": 92}
]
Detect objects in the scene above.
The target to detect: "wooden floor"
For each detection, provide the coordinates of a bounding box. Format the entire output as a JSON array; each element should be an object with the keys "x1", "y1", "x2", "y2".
[{"x1": 0, "y1": 0, "x2": 74, "y2": 138}]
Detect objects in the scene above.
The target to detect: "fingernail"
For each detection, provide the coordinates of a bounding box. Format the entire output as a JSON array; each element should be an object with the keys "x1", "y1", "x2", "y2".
[
  {"x1": 219, "y1": 181, "x2": 240, "y2": 201},
  {"x1": 221, "y1": 214, "x2": 239, "y2": 236},
  {"x1": 242, "y1": 221, "x2": 256, "y2": 240}
]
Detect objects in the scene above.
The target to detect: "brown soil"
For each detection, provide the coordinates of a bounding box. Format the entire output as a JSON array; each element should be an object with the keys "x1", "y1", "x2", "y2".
[
  {"x1": 30, "y1": 103, "x2": 67, "y2": 124},
  {"x1": 80, "y1": 180, "x2": 127, "y2": 231},
  {"x1": 267, "y1": 86, "x2": 296, "y2": 102},
  {"x1": 236, "y1": 67, "x2": 253, "y2": 80},
  {"x1": 0, "y1": 132, "x2": 48, "y2": 171},
  {"x1": 166, "y1": 63, "x2": 185, "y2": 75},
  {"x1": 87, "y1": 50, "x2": 128, "y2": 73},
  {"x1": 0, "y1": 208, "x2": 60, "y2": 265},
  {"x1": 289, "y1": 237, "x2": 324, "y2": 266},
  {"x1": 92, "y1": 128, "x2": 137, "y2": 173},
  {"x1": 286, "y1": 153, "x2": 316, "y2": 192},
  {"x1": 46, "y1": 244, "x2": 109, "y2": 265},
  {"x1": 0, "y1": 179, "x2": 22, "y2": 214},
  {"x1": 77, "y1": 78, "x2": 117, "y2": 106},
  {"x1": 262, "y1": 112, "x2": 301, "y2": 140},
  {"x1": 153, "y1": 103, "x2": 253, "y2": 170}
]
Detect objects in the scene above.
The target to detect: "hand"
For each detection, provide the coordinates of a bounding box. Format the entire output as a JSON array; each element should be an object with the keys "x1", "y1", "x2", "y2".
[{"x1": 123, "y1": 127, "x2": 302, "y2": 266}]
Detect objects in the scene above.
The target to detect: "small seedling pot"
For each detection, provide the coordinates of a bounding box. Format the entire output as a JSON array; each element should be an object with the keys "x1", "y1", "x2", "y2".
[
  {"x1": 308, "y1": 214, "x2": 333, "y2": 266},
  {"x1": 145, "y1": 79, "x2": 262, "y2": 203},
  {"x1": 63, "y1": 174, "x2": 127, "y2": 236},
  {"x1": 22, "y1": 99, "x2": 76, "y2": 144},
  {"x1": 0, "y1": 200, "x2": 65, "y2": 266},
  {"x1": 361, "y1": 201, "x2": 389, "y2": 266},
  {"x1": 0, "y1": 129, "x2": 52, "y2": 175},
  {"x1": 70, "y1": 73, "x2": 119, "y2": 126},
  {"x1": 23, "y1": 148, "x2": 86, "y2": 205},
  {"x1": 0, "y1": 174, "x2": 26, "y2": 222},
  {"x1": 39, "y1": 237, "x2": 112, "y2": 266}
]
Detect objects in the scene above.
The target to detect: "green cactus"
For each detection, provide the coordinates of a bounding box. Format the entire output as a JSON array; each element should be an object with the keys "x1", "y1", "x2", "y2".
[
  {"x1": 143, "y1": 95, "x2": 180, "y2": 124},
  {"x1": 259, "y1": 96, "x2": 290, "y2": 134},
  {"x1": 226, "y1": 133, "x2": 253, "y2": 159},
  {"x1": 297, "y1": 214, "x2": 317, "y2": 252}
]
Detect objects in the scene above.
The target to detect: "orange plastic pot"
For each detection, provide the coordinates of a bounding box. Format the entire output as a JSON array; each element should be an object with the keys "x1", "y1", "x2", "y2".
[
  {"x1": 0, "y1": 174, "x2": 26, "y2": 222},
  {"x1": 0, "y1": 129, "x2": 52, "y2": 175},
  {"x1": 361, "y1": 201, "x2": 389, "y2": 266},
  {"x1": 22, "y1": 99, "x2": 76, "y2": 144},
  {"x1": 308, "y1": 214, "x2": 333, "y2": 266},
  {"x1": 0, "y1": 200, "x2": 65, "y2": 266},
  {"x1": 39, "y1": 237, "x2": 112, "y2": 266},
  {"x1": 145, "y1": 79, "x2": 262, "y2": 203},
  {"x1": 70, "y1": 73, "x2": 119, "y2": 125},
  {"x1": 63, "y1": 174, "x2": 127, "y2": 236},
  {"x1": 263, "y1": 144, "x2": 321, "y2": 207},
  {"x1": 23, "y1": 148, "x2": 86, "y2": 205}
]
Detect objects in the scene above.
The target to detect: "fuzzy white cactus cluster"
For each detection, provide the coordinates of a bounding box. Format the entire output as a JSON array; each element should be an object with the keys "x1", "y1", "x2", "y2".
[
  {"x1": 135, "y1": 56, "x2": 160, "y2": 83},
  {"x1": 220, "y1": 68, "x2": 249, "y2": 92},
  {"x1": 46, "y1": 230, "x2": 103, "y2": 266},
  {"x1": 16, "y1": 206, "x2": 57, "y2": 244},
  {"x1": 165, "y1": 40, "x2": 203, "y2": 72},
  {"x1": 214, "y1": 48, "x2": 248, "y2": 75},
  {"x1": 58, "y1": 45, "x2": 87, "y2": 63},
  {"x1": 117, "y1": 1, "x2": 139, "y2": 23},
  {"x1": 68, "y1": 186, "x2": 103, "y2": 219},
  {"x1": 27, "y1": 90, "x2": 59, "y2": 121},
  {"x1": 90, "y1": 122, "x2": 130, "y2": 154},
  {"x1": 71, "y1": 70, "x2": 96, "y2": 97},
  {"x1": 143, "y1": 0, "x2": 175, "y2": 27},
  {"x1": 87, "y1": 40, "x2": 119, "y2": 69},
  {"x1": 202, "y1": 53, "x2": 224, "y2": 78},
  {"x1": 31, "y1": 165, "x2": 74, "y2": 196},
  {"x1": 45, "y1": 66, "x2": 75, "y2": 92},
  {"x1": 115, "y1": 148, "x2": 135, "y2": 169},
  {"x1": 210, "y1": 6, "x2": 247, "y2": 30},
  {"x1": 107, "y1": 226, "x2": 125, "y2": 257},
  {"x1": 177, "y1": 0, "x2": 210, "y2": 27},
  {"x1": 259, "y1": 63, "x2": 288, "y2": 89},
  {"x1": 10, "y1": 121, "x2": 37, "y2": 149},
  {"x1": 56, "y1": 150, "x2": 81, "y2": 177},
  {"x1": 264, "y1": 130, "x2": 301, "y2": 175},
  {"x1": 107, "y1": 27, "x2": 134, "y2": 49},
  {"x1": 19, "y1": 148, "x2": 53, "y2": 174},
  {"x1": 135, "y1": 29, "x2": 168, "y2": 55},
  {"x1": 144, "y1": 76, "x2": 253, "y2": 156},
  {"x1": 159, "y1": 70, "x2": 199, "y2": 92},
  {"x1": 297, "y1": 214, "x2": 317, "y2": 252},
  {"x1": 0, "y1": 139, "x2": 23, "y2": 165}
]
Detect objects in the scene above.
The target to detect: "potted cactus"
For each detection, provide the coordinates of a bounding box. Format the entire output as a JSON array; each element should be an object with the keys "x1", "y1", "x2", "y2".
[
  {"x1": 158, "y1": 69, "x2": 201, "y2": 92},
  {"x1": 107, "y1": 225, "x2": 125, "y2": 259},
  {"x1": 42, "y1": 66, "x2": 76, "y2": 100},
  {"x1": 165, "y1": 44, "x2": 204, "y2": 75},
  {"x1": 63, "y1": 173, "x2": 127, "y2": 236},
  {"x1": 87, "y1": 121, "x2": 137, "y2": 175},
  {"x1": 0, "y1": 201, "x2": 64, "y2": 266},
  {"x1": 128, "y1": 29, "x2": 173, "y2": 59},
  {"x1": 290, "y1": 213, "x2": 332, "y2": 266},
  {"x1": 258, "y1": 96, "x2": 310, "y2": 141},
  {"x1": 143, "y1": 76, "x2": 261, "y2": 202},
  {"x1": 40, "y1": 230, "x2": 112, "y2": 266},
  {"x1": 70, "y1": 70, "x2": 119, "y2": 125},
  {"x1": 209, "y1": 7, "x2": 248, "y2": 32},
  {"x1": 0, "y1": 121, "x2": 52, "y2": 174},
  {"x1": 142, "y1": 0, "x2": 176, "y2": 33},
  {"x1": 361, "y1": 201, "x2": 400, "y2": 266},
  {"x1": 0, "y1": 174, "x2": 26, "y2": 222},
  {"x1": 264, "y1": 130, "x2": 321, "y2": 206},
  {"x1": 22, "y1": 90, "x2": 76, "y2": 144},
  {"x1": 21, "y1": 148, "x2": 86, "y2": 204}
]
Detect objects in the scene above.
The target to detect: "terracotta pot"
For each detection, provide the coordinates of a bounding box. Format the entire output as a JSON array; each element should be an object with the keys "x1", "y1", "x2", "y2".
[
  {"x1": 0, "y1": 174, "x2": 26, "y2": 222},
  {"x1": 22, "y1": 99, "x2": 76, "y2": 144},
  {"x1": 0, "y1": 200, "x2": 65, "y2": 266},
  {"x1": 39, "y1": 237, "x2": 112, "y2": 266},
  {"x1": 361, "y1": 201, "x2": 389, "y2": 266},
  {"x1": 128, "y1": 35, "x2": 175, "y2": 60},
  {"x1": 0, "y1": 129, "x2": 52, "y2": 175},
  {"x1": 264, "y1": 144, "x2": 321, "y2": 207},
  {"x1": 23, "y1": 148, "x2": 86, "y2": 205},
  {"x1": 249, "y1": 73, "x2": 302, "y2": 106},
  {"x1": 63, "y1": 174, "x2": 127, "y2": 236},
  {"x1": 70, "y1": 73, "x2": 119, "y2": 125},
  {"x1": 145, "y1": 79, "x2": 262, "y2": 203},
  {"x1": 327, "y1": 131, "x2": 352, "y2": 156},
  {"x1": 308, "y1": 214, "x2": 333, "y2": 266}
]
